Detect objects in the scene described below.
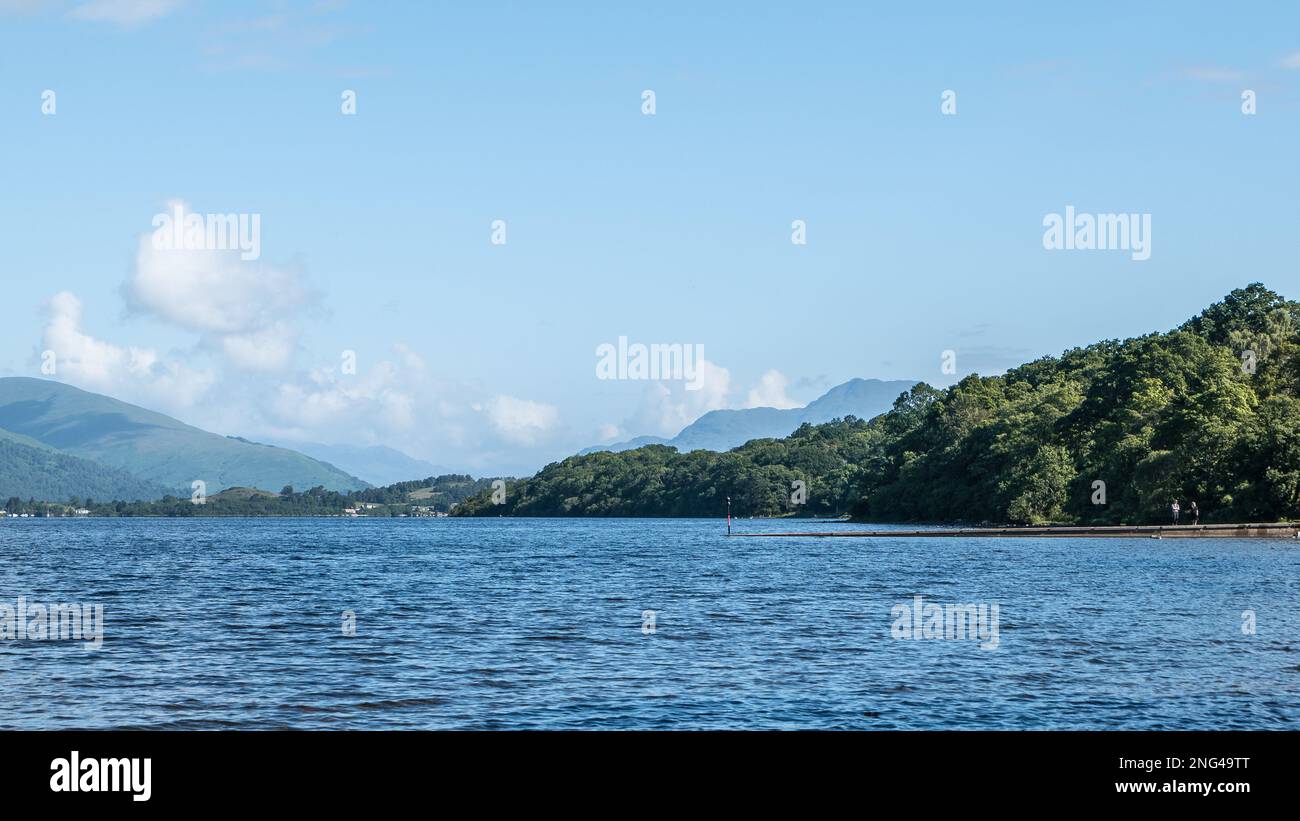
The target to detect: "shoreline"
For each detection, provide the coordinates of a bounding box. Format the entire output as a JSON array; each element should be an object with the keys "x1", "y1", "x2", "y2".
[{"x1": 729, "y1": 522, "x2": 1300, "y2": 539}]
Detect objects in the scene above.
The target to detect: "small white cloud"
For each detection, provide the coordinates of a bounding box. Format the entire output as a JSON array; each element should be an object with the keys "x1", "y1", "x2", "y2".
[
  {"x1": 745, "y1": 369, "x2": 800, "y2": 409},
  {"x1": 125, "y1": 200, "x2": 310, "y2": 373},
  {"x1": 68, "y1": 0, "x2": 181, "y2": 25},
  {"x1": 483, "y1": 395, "x2": 560, "y2": 446},
  {"x1": 127, "y1": 201, "x2": 308, "y2": 335},
  {"x1": 1282, "y1": 53, "x2": 1300, "y2": 69}
]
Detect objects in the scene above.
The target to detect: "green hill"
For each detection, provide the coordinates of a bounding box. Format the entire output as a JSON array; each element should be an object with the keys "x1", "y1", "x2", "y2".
[
  {"x1": 848, "y1": 283, "x2": 1300, "y2": 525},
  {"x1": 0, "y1": 378, "x2": 370, "y2": 495},
  {"x1": 581, "y1": 378, "x2": 917, "y2": 454},
  {"x1": 0, "y1": 429, "x2": 172, "y2": 503},
  {"x1": 453, "y1": 418, "x2": 875, "y2": 517}
]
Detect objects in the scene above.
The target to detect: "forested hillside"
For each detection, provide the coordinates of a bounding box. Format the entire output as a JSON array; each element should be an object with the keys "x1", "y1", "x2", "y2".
[
  {"x1": 852, "y1": 283, "x2": 1300, "y2": 524},
  {"x1": 454, "y1": 417, "x2": 875, "y2": 517},
  {"x1": 454, "y1": 415, "x2": 873, "y2": 519},
  {"x1": 0, "y1": 432, "x2": 172, "y2": 504}
]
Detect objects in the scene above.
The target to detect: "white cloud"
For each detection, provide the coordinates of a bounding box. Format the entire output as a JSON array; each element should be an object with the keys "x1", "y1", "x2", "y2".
[
  {"x1": 484, "y1": 395, "x2": 560, "y2": 446},
  {"x1": 270, "y1": 359, "x2": 408, "y2": 438},
  {"x1": 68, "y1": 0, "x2": 181, "y2": 25},
  {"x1": 745, "y1": 369, "x2": 800, "y2": 409},
  {"x1": 217, "y1": 322, "x2": 297, "y2": 372},
  {"x1": 1282, "y1": 53, "x2": 1300, "y2": 70},
  {"x1": 42, "y1": 291, "x2": 215, "y2": 411},
  {"x1": 125, "y1": 200, "x2": 309, "y2": 373},
  {"x1": 127, "y1": 202, "x2": 307, "y2": 333},
  {"x1": 256, "y1": 348, "x2": 563, "y2": 470}
]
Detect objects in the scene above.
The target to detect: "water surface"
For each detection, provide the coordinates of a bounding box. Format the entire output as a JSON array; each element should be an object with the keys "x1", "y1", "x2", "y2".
[{"x1": 1, "y1": 517, "x2": 1296, "y2": 729}]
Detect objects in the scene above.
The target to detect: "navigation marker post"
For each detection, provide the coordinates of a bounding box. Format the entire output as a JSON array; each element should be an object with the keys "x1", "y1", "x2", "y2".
[{"x1": 726, "y1": 496, "x2": 731, "y2": 536}]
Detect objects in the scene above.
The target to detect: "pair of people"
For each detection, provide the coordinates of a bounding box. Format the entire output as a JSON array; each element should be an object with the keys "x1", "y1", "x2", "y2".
[{"x1": 1171, "y1": 500, "x2": 1199, "y2": 525}]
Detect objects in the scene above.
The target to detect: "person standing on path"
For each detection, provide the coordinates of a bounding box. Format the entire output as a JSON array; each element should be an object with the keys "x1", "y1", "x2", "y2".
[
  {"x1": 1189, "y1": 501, "x2": 1199, "y2": 525},
  {"x1": 1171, "y1": 500, "x2": 1181, "y2": 524}
]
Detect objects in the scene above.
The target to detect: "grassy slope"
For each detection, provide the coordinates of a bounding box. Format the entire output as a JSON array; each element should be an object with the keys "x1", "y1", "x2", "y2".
[{"x1": 0, "y1": 378, "x2": 369, "y2": 494}]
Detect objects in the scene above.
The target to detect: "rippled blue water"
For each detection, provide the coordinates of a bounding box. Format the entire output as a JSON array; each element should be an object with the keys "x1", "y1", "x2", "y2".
[{"x1": 1, "y1": 517, "x2": 1297, "y2": 729}]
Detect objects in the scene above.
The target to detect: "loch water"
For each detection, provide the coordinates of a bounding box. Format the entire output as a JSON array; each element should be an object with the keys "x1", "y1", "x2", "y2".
[{"x1": 1, "y1": 517, "x2": 1296, "y2": 729}]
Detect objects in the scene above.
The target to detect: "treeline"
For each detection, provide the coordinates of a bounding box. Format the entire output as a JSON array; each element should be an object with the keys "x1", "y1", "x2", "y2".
[
  {"x1": 2, "y1": 474, "x2": 502, "y2": 517},
  {"x1": 351, "y1": 474, "x2": 499, "y2": 509},
  {"x1": 455, "y1": 284, "x2": 1300, "y2": 525},
  {"x1": 452, "y1": 417, "x2": 875, "y2": 517},
  {"x1": 853, "y1": 284, "x2": 1300, "y2": 524}
]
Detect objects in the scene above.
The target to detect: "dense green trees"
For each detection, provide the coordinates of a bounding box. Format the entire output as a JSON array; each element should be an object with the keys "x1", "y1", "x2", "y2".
[
  {"x1": 853, "y1": 284, "x2": 1300, "y2": 524},
  {"x1": 1, "y1": 474, "x2": 501, "y2": 517},
  {"x1": 453, "y1": 418, "x2": 878, "y2": 518},
  {"x1": 458, "y1": 284, "x2": 1300, "y2": 525}
]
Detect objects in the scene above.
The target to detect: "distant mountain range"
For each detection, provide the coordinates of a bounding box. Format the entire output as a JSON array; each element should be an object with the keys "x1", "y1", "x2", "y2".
[
  {"x1": 582, "y1": 378, "x2": 918, "y2": 455},
  {"x1": 262, "y1": 441, "x2": 446, "y2": 487},
  {"x1": 0, "y1": 378, "x2": 369, "y2": 501}
]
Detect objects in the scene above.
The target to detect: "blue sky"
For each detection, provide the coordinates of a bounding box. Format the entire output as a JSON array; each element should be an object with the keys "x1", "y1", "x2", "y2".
[{"x1": 1, "y1": 1, "x2": 1298, "y2": 475}]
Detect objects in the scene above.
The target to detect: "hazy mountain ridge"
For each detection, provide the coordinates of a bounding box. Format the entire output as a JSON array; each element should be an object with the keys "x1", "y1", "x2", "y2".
[
  {"x1": 582, "y1": 378, "x2": 919, "y2": 455},
  {"x1": 260, "y1": 440, "x2": 446, "y2": 487}
]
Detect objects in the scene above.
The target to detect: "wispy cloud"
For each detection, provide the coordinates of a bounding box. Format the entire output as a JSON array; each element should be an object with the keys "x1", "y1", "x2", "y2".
[
  {"x1": 68, "y1": 0, "x2": 181, "y2": 25},
  {"x1": 0, "y1": 0, "x2": 60, "y2": 15},
  {"x1": 478, "y1": 395, "x2": 561, "y2": 446},
  {"x1": 199, "y1": 1, "x2": 375, "y2": 73},
  {"x1": 1180, "y1": 66, "x2": 1246, "y2": 82}
]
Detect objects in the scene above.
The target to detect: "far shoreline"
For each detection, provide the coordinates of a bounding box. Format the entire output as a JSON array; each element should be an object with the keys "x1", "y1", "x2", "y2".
[{"x1": 5, "y1": 513, "x2": 1296, "y2": 534}]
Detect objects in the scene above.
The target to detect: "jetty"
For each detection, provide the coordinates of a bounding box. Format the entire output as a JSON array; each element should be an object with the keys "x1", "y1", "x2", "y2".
[{"x1": 728, "y1": 522, "x2": 1300, "y2": 539}]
